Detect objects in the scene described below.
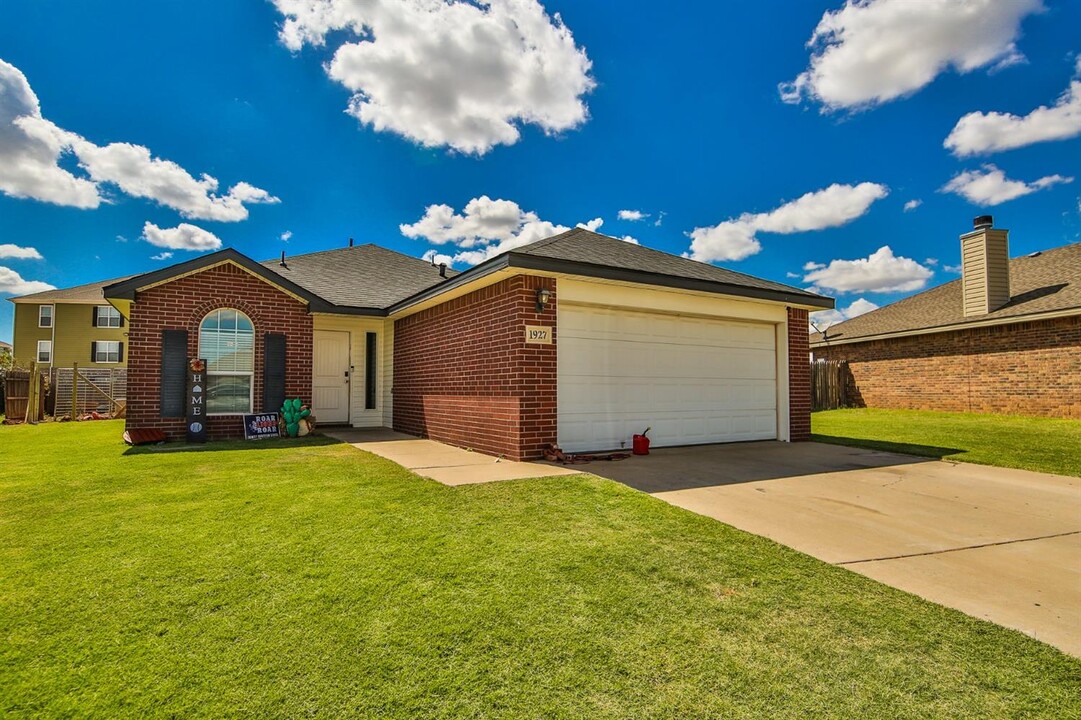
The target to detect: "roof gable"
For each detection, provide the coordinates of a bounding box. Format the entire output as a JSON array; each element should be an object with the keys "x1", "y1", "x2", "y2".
[{"x1": 103, "y1": 249, "x2": 333, "y2": 311}]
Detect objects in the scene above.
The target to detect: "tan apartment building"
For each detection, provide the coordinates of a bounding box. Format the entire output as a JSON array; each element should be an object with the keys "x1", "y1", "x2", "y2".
[{"x1": 8, "y1": 277, "x2": 132, "y2": 369}]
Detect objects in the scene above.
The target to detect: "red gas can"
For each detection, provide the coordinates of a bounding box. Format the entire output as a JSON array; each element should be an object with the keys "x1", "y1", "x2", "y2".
[{"x1": 632, "y1": 434, "x2": 650, "y2": 455}]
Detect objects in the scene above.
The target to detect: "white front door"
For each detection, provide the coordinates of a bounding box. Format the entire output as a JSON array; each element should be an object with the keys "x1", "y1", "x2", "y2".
[
  {"x1": 557, "y1": 305, "x2": 778, "y2": 453},
  {"x1": 313, "y1": 330, "x2": 351, "y2": 424}
]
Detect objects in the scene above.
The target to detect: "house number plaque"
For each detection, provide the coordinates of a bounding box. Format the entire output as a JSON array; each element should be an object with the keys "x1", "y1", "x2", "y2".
[{"x1": 524, "y1": 326, "x2": 552, "y2": 344}]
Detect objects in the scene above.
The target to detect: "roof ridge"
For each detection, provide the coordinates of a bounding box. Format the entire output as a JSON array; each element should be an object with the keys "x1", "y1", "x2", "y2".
[{"x1": 517, "y1": 227, "x2": 821, "y2": 298}]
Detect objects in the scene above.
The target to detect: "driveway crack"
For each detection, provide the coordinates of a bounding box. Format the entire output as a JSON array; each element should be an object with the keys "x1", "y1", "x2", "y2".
[{"x1": 837, "y1": 530, "x2": 1081, "y2": 565}]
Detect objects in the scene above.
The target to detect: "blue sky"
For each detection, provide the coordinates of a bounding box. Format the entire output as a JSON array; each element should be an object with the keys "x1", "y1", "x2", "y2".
[{"x1": 1, "y1": 0, "x2": 1079, "y2": 342}]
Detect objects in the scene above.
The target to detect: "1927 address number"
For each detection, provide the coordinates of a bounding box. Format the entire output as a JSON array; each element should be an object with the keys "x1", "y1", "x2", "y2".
[{"x1": 525, "y1": 325, "x2": 552, "y2": 344}]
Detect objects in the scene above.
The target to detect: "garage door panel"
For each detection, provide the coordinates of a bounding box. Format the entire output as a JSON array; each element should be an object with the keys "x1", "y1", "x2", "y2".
[{"x1": 558, "y1": 305, "x2": 778, "y2": 453}]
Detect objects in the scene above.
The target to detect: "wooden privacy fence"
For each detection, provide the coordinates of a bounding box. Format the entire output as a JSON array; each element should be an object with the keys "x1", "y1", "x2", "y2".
[
  {"x1": 52, "y1": 366, "x2": 127, "y2": 417},
  {"x1": 811, "y1": 359, "x2": 849, "y2": 411},
  {"x1": 3, "y1": 368, "x2": 46, "y2": 422}
]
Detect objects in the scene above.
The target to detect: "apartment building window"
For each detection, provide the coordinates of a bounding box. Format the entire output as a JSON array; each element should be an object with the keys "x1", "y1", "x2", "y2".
[
  {"x1": 92, "y1": 340, "x2": 123, "y2": 363},
  {"x1": 37, "y1": 340, "x2": 52, "y2": 363},
  {"x1": 94, "y1": 306, "x2": 122, "y2": 328},
  {"x1": 38, "y1": 305, "x2": 53, "y2": 328}
]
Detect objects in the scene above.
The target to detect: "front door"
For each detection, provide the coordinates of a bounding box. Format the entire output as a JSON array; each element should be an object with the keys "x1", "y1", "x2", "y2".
[{"x1": 312, "y1": 330, "x2": 350, "y2": 424}]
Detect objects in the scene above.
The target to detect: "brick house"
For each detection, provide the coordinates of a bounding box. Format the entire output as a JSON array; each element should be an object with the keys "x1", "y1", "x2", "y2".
[
  {"x1": 104, "y1": 229, "x2": 832, "y2": 458},
  {"x1": 811, "y1": 217, "x2": 1081, "y2": 419}
]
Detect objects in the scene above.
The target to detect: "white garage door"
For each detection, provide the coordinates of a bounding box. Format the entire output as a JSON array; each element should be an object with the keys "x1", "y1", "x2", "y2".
[{"x1": 558, "y1": 305, "x2": 777, "y2": 453}]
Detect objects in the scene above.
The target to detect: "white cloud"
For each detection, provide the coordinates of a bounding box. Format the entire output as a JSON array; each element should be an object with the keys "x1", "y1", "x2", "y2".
[
  {"x1": 925, "y1": 258, "x2": 939, "y2": 266},
  {"x1": 0, "y1": 266, "x2": 55, "y2": 295},
  {"x1": 903, "y1": 199, "x2": 922, "y2": 212},
  {"x1": 141, "y1": 222, "x2": 223, "y2": 252},
  {"x1": 0, "y1": 60, "x2": 99, "y2": 208},
  {"x1": 401, "y1": 195, "x2": 569, "y2": 265},
  {"x1": 654, "y1": 211, "x2": 666, "y2": 227},
  {"x1": 150, "y1": 251, "x2": 174, "y2": 261},
  {"x1": 688, "y1": 182, "x2": 888, "y2": 262},
  {"x1": 274, "y1": 0, "x2": 594, "y2": 155},
  {"x1": 941, "y1": 164, "x2": 1073, "y2": 206},
  {"x1": 618, "y1": 209, "x2": 649, "y2": 221},
  {"x1": 810, "y1": 297, "x2": 880, "y2": 329},
  {"x1": 803, "y1": 246, "x2": 933, "y2": 294},
  {"x1": 945, "y1": 72, "x2": 1081, "y2": 156},
  {"x1": 944, "y1": 264, "x2": 962, "y2": 273},
  {"x1": 780, "y1": 0, "x2": 1043, "y2": 111},
  {"x1": 0, "y1": 58, "x2": 277, "y2": 220},
  {"x1": 401, "y1": 196, "x2": 634, "y2": 265},
  {"x1": 280, "y1": 230, "x2": 293, "y2": 242},
  {"x1": 0, "y1": 244, "x2": 43, "y2": 260}
]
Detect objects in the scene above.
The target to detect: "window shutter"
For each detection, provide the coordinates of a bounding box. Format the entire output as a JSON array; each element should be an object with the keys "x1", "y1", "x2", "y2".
[
  {"x1": 119, "y1": 313, "x2": 125, "y2": 328},
  {"x1": 118, "y1": 342, "x2": 124, "y2": 363},
  {"x1": 92, "y1": 307, "x2": 99, "y2": 327},
  {"x1": 160, "y1": 330, "x2": 188, "y2": 417},
  {"x1": 91, "y1": 341, "x2": 97, "y2": 363},
  {"x1": 263, "y1": 333, "x2": 286, "y2": 413}
]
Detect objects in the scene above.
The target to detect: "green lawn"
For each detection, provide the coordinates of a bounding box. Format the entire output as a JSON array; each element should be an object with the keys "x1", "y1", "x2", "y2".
[
  {"x1": 813, "y1": 408, "x2": 1081, "y2": 477},
  {"x1": 2, "y1": 422, "x2": 1079, "y2": 718}
]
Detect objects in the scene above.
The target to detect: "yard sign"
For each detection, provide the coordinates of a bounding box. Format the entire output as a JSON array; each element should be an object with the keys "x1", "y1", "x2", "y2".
[{"x1": 186, "y1": 358, "x2": 207, "y2": 443}]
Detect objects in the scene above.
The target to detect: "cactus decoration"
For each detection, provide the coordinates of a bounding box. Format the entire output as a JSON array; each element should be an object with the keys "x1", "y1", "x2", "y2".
[{"x1": 280, "y1": 398, "x2": 314, "y2": 437}]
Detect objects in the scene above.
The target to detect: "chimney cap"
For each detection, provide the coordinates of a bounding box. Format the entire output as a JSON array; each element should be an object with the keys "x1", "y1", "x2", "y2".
[{"x1": 973, "y1": 215, "x2": 994, "y2": 230}]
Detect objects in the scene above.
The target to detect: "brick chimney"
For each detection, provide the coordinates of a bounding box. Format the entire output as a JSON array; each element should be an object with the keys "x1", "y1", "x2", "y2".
[{"x1": 960, "y1": 215, "x2": 1010, "y2": 317}]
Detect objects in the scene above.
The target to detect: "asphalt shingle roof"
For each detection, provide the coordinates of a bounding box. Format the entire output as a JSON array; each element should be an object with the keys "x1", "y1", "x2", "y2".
[
  {"x1": 510, "y1": 228, "x2": 827, "y2": 302},
  {"x1": 260, "y1": 243, "x2": 456, "y2": 309},
  {"x1": 9, "y1": 275, "x2": 136, "y2": 303},
  {"x1": 811, "y1": 242, "x2": 1081, "y2": 344}
]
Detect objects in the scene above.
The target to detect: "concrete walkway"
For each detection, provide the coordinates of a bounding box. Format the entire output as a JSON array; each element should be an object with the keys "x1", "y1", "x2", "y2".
[
  {"x1": 581, "y1": 441, "x2": 1081, "y2": 657},
  {"x1": 324, "y1": 428, "x2": 580, "y2": 485}
]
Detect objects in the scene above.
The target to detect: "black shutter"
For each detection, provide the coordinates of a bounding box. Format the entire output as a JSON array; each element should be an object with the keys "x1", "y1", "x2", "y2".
[
  {"x1": 92, "y1": 307, "x2": 99, "y2": 327},
  {"x1": 118, "y1": 342, "x2": 124, "y2": 363},
  {"x1": 119, "y1": 313, "x2": 125, "y2": 328},
  {"x1": 160, "y1": 330, "x2": 188, "y2": 417},
  {"x1": 91, "y1": 341, "x2": 97, "y2": 363},
  {"x1": 263, "y1": 333, "x2": 286, "y2": 413},
  {"x1": 365, "y1": 332, "x2": 377, "y2": 410}
]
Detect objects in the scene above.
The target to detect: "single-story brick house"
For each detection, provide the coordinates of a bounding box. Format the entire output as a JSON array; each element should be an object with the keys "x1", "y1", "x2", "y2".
[
  {"x1": 104, "y1": 228, "x2": 832, "y2": 458},
  {"x1": 811, "y1": 217, "x2": 1080, "y2": 418}
]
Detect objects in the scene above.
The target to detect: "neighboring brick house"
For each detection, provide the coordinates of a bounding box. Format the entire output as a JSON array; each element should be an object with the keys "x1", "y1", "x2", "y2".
[
  {"x1": 811, "y1": 217, "x2": 1080, "y2": 419},
  {"x1": 104, "y1": 229, "x2": 832, "y2": 457},
  {"x1": 8, "y1": 277, "x2": 133, "y2": 369}
]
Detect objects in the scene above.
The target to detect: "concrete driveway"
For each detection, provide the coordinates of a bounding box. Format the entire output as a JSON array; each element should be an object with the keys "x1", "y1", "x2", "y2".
[{"x1": 580, "y1": 441, "x2": 1081, "y2": 656}]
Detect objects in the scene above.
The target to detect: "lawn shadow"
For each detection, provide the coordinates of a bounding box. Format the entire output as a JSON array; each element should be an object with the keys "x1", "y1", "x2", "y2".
[
  {"x1": 123, "y1": 433, "x2": 344, "y2": 456},
  {"x1": 812, "y1": 434, "x2": 965, "y2": 460}
]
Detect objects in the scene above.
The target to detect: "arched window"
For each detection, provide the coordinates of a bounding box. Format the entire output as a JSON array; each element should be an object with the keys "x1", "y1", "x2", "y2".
[{"x1": 199, "y1": 308, "x2": 254, "y2": 414}]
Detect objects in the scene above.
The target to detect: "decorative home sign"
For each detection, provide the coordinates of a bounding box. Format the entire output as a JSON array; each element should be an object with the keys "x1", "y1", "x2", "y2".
[
  {"x1": 186, "y1": 358, "x2": 208, "y2": 443},
  {"x1": 524, "y1": 325, "x2": 552, "y2": 344},
  {"x1": 243, "y1": 413, "x2": 281, "y2": 440}
]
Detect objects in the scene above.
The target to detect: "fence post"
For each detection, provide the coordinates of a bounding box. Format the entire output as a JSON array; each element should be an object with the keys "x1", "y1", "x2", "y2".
[
  {"x1": 27, "y1": 361, "x2": 38, "y2": 424},
  {"x1": 72, "y1": 362, "x2": 79, "y2": 418}
]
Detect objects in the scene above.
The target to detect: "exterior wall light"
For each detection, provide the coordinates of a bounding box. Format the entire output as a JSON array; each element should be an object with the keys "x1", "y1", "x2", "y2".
[{"x1": 536, "y1": 287, "x2": 552, "y2": 312}]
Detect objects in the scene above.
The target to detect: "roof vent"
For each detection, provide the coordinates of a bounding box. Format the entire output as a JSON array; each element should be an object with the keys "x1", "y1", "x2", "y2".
[
  {"x1": 1027, "y1": 251, "x2": 1041, "y2": 258},
  {"x1": 279, "y1": 250, "x2": 287, "y2": 268},
  {"x1": 348, "y1": 237, "x2": 354, "y2": 247},
  {"x1": 438, "y1": 263, "x2": 447, "y2": 278},
  {"x1": 973, "y1": 215, "x2": 993, "y2": 231}
]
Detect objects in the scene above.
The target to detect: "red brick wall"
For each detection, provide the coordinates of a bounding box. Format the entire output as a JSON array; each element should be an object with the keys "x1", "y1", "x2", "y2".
[
  {"x1": 126, "y1": 263, "x2": 313, "y2": 440},
  {"x1": 393, "y1": 275, "x2": 557, "y2": 460},
  {"x1": 787, "y1": 307, "x2": 811, "y2": 441},
  {"x1": 814, "y1": 315, "x2": 1081, "y2": 418}
]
